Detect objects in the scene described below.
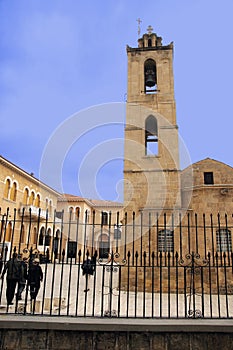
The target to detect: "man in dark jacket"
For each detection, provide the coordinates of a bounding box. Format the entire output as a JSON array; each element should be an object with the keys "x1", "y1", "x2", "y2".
[
  {"x1": 81, "y1": 257, "x2": 95, "y2": 292},
  {"x1": 16, "y1": 257, "x2": 28, "y2": 301},
  {"x1": 28, "y1": 258, "x2": 43, "y2": 300},
  {"x1": 1, "y1": 252, "x2": 21, "y2": 305}
]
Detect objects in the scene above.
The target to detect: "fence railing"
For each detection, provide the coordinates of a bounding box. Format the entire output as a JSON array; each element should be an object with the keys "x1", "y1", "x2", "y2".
[
  {"x1": 0, "y1": 248, "x2": 232, "y2": 318},
  {"x1": 0, "y1": 208, "x2": 233, "y2": 318}
]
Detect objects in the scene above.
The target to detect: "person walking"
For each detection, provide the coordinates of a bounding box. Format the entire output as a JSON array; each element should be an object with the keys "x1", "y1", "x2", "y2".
[
  {"x1": 81, "y1": 257, "x2": 95, "y2": 292},
  {"x1": 28, "y1": 258, "x2": 43, "y2": 300},
  {"x1": 16, "y1": 256, "x2": 28, "y2": 301},
  {"x1": 0, "y1": 252, "x2": 21, "y2": 305}
]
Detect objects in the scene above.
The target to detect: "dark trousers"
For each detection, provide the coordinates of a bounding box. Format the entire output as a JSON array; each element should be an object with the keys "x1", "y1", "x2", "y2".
[
  {"x1": 30, "y1": 282, "x2": 40, "y2": 300},
  {"x1": 6, "y1": 278, "x2": 18, "y2": 304},
  {"x1": 16, "y1": 282, "x2": 26, "y2": 299}
]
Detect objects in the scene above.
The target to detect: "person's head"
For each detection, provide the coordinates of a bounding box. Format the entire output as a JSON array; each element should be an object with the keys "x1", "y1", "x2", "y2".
[
  {"x1": 33, "y1": 258, "x2": 40, "y2": 265},
  {"x1": 12, "y1": 252, "x2": 18, "y2": 259}
]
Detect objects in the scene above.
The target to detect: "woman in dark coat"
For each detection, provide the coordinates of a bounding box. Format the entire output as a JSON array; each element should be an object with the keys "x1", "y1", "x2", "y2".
[{"x1": 28, "y1": 258, "x2": 43, "y2": 300}]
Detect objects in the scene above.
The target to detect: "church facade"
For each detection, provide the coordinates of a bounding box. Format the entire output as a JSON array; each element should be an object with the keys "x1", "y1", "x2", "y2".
[{"x1": 0, "y1": 27, "x2": 233, "y2": 264}]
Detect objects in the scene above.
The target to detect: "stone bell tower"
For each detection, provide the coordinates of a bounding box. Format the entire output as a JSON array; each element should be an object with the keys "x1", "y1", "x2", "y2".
[{"x1": 124, "y1": 26, "x2": 181, "y2": 215}]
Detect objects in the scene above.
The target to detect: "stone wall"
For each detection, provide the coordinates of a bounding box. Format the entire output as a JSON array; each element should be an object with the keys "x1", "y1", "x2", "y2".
[
  {"x1": 0, "y1": 316, "x2": 233, "y2": 350},
  {"x1": 1, "y1": 329, "x2": 233, "y2": 350}
]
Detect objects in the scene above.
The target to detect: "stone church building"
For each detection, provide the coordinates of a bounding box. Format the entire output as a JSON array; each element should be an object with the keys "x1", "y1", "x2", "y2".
[{"x1": 0, "y1": 27, "x2": 233, "y2": 261}]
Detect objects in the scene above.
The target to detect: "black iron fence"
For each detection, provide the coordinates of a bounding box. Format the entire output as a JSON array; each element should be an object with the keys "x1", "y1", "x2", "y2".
[{"x1": 0, "y1": 207, "x2": 232, "y2": 319}]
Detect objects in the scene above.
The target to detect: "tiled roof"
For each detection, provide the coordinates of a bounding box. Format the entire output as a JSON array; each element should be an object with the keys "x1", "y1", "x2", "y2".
[{"x1": 58, "y1": 194, "x2": 123, "y2": 208}]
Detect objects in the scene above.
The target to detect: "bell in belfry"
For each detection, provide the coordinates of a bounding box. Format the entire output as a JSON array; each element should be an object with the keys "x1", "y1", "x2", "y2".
[
  {"x1": 145, "y1": 68, "x2": 156, "y2": 87},
  {"x1": 144, "y1": 59, "x2": 157, "y2": 89}
]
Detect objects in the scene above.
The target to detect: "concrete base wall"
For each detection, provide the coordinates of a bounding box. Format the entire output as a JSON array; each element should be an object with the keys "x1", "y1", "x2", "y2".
[
  {"x1": 0, "y1": 316, "x2": 233, "y2": 350},
  {"x1": 2, "y1": 330, "x2": 233, "y2": 350}
]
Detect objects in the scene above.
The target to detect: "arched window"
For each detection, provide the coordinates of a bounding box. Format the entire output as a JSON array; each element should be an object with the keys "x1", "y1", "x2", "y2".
[
  {"x1": 35, "y1": 194, "x2": 40, "y2": 207},
  {"x1": 53, "y1": 230, "x2": 60, "y2": 259},
  {"x1": 83, "y1": 210, "x2": 90, "y2": 224},
  {"x1": 10, "y1": 182, "x2": 17, "y2": 201},
  {"x1": 39, "y1": 227, "x2": 45, "y2": 246},
  {"x1": 49, "y1": 200, "x2": 52, "y2": 215},
  {"x1": 114, "y1": 224, "x2": 122, "y2": 240},
  {"x1": 145, "y1": 115, "x2": 158, "y2": 155},
  {"x1": 86, "y1": 210, "x2": 90, "y2": 224},
  {"x1": 75, "y1": 207, "x2": 80, "y2": 219},
  {"x1": 98, "y1": 234, "x2": 110, "y2": 259},
  {"x1": 56, "y1": 229, "x2": 61, "y2": 239},
  {"x1": 4, "y1": 179, "x2": 11, "y2": 199},
  {"x1": 144, "y1": 59, "x2": 157, "y2": 93},
  {"x1": 101, "y1": 212, "x2": 108, "y2": 226},
  {"x1": 23, "y1": 188, "x2": 29, "y2": 205},
  {"x1": 32, "y1": 227, "x2": 37, "y2": 245},
  {"x1": 20, "y1": 224, "x2": 25, "y2": 244},
  {"x1": 68, "y1": 207, "x2": 74, "y2": 220},
  {"x1": 29, "y1": 191, "x2": 35, "y2": 205},
  {"x1": 45, "y1": 228, "x2": 51, "y2": 246},
  {"x1": 5, "y1": 222, "x2": 12, "y2": 242}
]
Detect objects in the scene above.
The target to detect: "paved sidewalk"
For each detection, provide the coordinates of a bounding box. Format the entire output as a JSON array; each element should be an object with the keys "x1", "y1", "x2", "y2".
[{"x1": 0, "y1": 264, "x2": 232, "y2": 318}]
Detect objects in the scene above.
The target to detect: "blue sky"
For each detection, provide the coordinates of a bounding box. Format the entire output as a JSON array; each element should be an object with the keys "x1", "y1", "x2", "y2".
[{"x1": 1, "y1": 0, "x2": 233, "y2": 201}]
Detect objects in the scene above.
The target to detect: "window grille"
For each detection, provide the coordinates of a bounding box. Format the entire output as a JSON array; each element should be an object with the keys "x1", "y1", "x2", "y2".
[
  {"x1": 216, "y1": 229, "x2": 232, "y2": 252},
  {"x1": 158, "y1": 229, "x2": 174, "y2": 252}
]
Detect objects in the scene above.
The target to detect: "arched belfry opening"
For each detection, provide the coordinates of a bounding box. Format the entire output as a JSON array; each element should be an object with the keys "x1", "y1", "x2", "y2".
[
  {"x1": 144, "y1": 59, "x2": 157, "y2": 93},
  {"x1": 145, "y1": 115, "x2": 158, "y2": 155}
]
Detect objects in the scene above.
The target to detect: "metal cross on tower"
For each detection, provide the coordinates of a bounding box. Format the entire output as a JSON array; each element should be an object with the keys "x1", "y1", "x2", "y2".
[
  {"x1": 147, "y1": 25, "x2": 153, "y2": 34},
  {"x1": 136, "y1": 18, "x2": 142, "y2": 37}
]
